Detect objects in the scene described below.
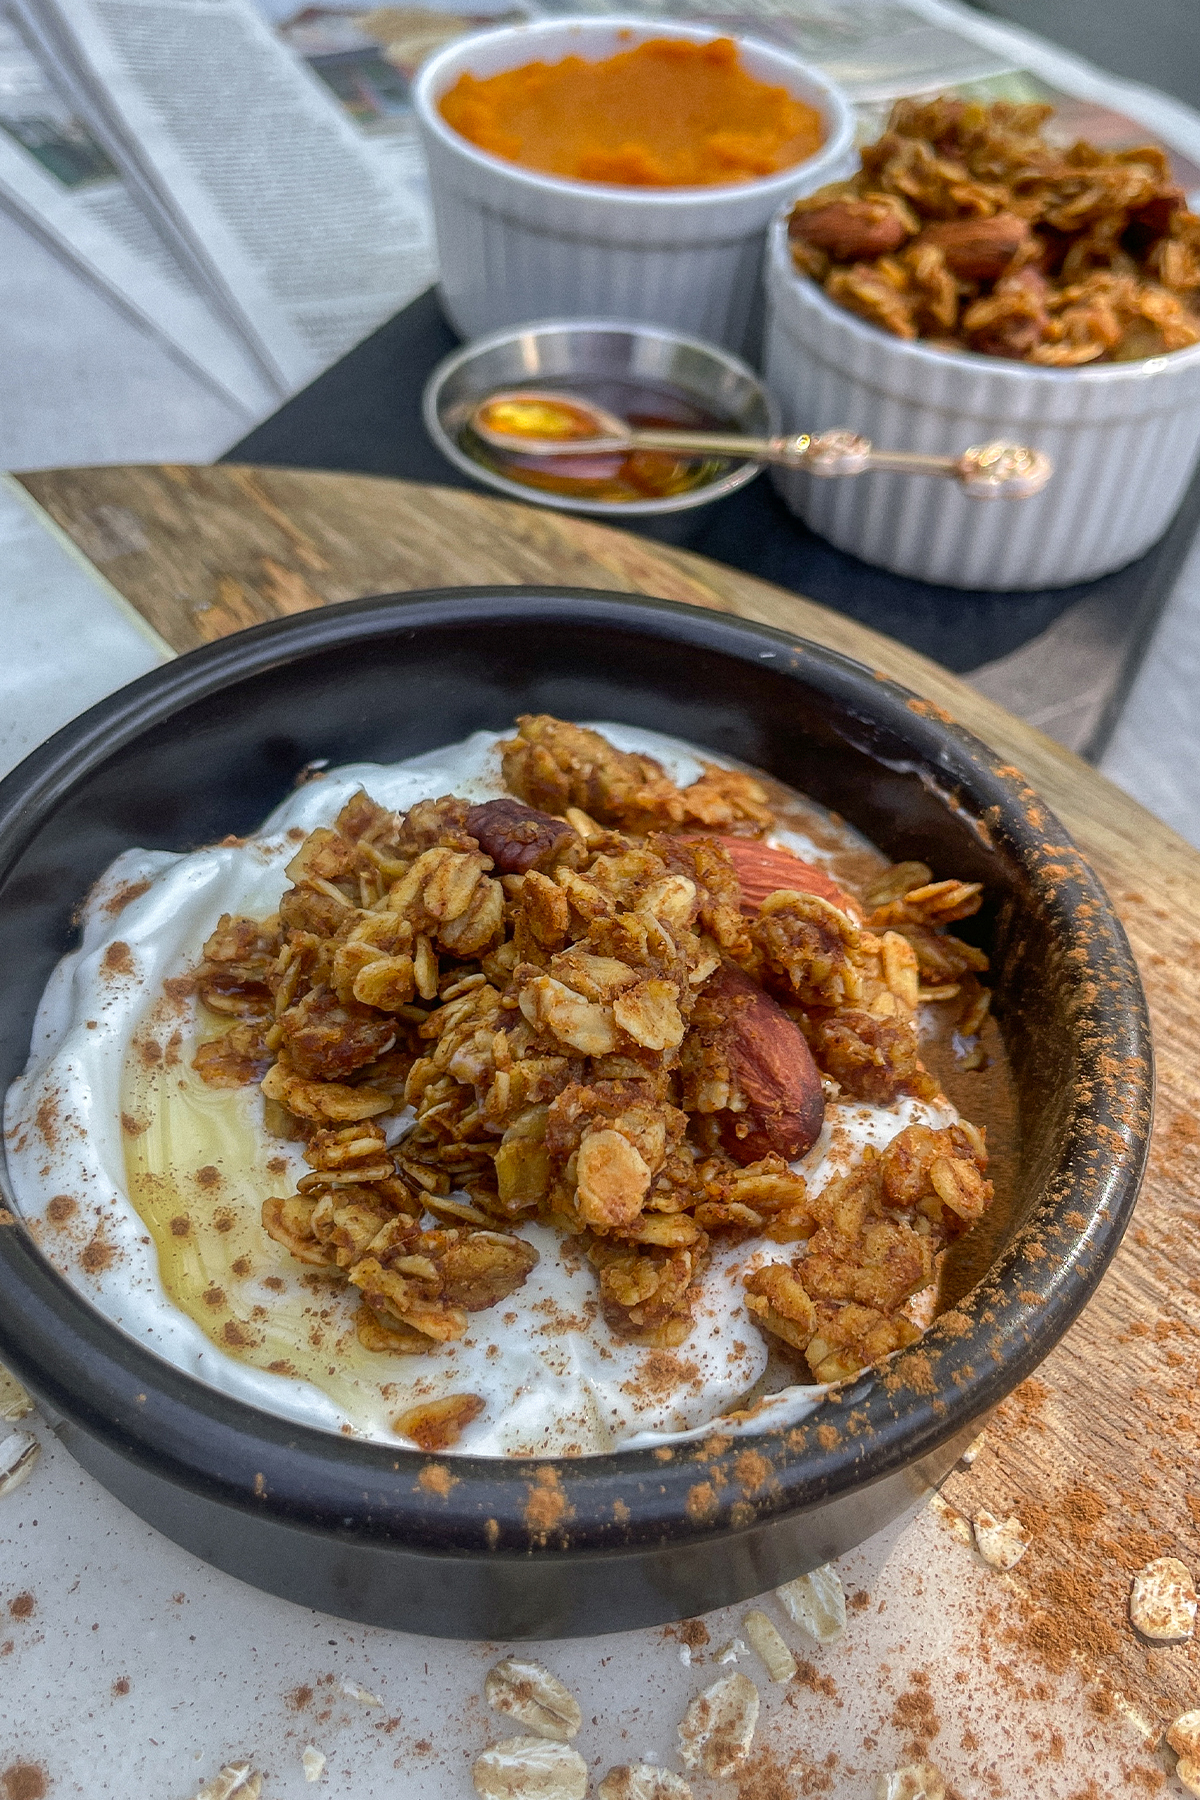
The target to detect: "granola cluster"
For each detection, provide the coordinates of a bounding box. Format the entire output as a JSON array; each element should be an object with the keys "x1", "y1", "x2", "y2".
[
  {"x1": 190, "y1": 716, "x2": 994, "y2": 1388},
  {"x1": 787, "y1": 96, "x2": 1200, "y2": 363}
]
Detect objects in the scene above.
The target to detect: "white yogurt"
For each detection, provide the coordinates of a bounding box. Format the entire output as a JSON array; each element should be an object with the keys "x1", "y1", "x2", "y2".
[{"x1": 2, "y1": 727, "x2": 956, "y2": 1456}]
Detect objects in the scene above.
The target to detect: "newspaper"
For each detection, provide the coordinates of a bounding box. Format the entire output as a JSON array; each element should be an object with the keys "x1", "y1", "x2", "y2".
[
  {"x1": 8, "y1": 0, "x2": 1200, "y2": 419},
  {"x1": 0, "y1": 12, "x2": 275, "y2": 414},
  {"x1": 14, "y1": 0, "x2": 437, "y2": 395}
]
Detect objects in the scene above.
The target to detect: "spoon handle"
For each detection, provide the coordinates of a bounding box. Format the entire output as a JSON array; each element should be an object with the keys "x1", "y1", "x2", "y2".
[{"x1": 498, "y1": 426, "x2": 1052, "y2": 497}]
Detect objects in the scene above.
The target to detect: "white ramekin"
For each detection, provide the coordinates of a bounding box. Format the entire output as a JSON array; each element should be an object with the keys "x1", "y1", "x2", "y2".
[
  {"x1": 413, "y1": 17, "x2": 856, "y2": 354},
  {"x1": 764, "y1": 216, "x2": 1200, "y2": 590}
]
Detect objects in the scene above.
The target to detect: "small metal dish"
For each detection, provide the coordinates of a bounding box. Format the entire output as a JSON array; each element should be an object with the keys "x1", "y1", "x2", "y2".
[{"x1": 422, "y1": 318, "x2": 777, "y2": 520}]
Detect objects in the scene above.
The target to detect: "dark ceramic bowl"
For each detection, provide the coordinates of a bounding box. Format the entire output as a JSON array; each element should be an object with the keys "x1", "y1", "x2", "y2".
[{"x1": 0, "y1": 588, "x2": 1151, "y2": 1640}]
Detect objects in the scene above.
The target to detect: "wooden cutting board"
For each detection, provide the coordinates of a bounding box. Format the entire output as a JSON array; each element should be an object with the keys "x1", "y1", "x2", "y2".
[{"x1": 18, "y1": 463, "x2": 1200, "y2": 1728}]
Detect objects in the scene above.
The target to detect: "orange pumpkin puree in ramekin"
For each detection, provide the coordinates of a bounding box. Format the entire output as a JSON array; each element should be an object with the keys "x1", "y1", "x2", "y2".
[{"x1": 438, "y1": 36, "x2": 825, "y2": 187}]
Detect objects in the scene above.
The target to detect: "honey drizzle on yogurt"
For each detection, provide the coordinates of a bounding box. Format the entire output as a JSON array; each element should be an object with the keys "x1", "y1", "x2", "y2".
[{"x1": 123, "y1": 1023, "x2": 405, "y2": 1435}]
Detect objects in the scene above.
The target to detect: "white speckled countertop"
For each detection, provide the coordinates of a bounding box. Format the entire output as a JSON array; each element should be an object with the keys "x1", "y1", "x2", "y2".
[{"x1": 0, "y1": 1402, "x2": 1165, "y2": 1798}]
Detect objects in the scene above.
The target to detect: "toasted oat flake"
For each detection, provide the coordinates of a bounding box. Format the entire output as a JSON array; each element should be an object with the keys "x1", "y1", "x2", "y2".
[
  {"x1": 597, "y1": 1766, "x2": 694, "y2": 1800},
  {"x1": 0, "y1": 1428, "x2": 39, "y2": 1497},
  {"x1": 1129, "y1": 1556, "x2": 1197, "y2": 1642},
  {"x1": 776, "y1": 1564, "x2": 846, "y2": 1642},
  {"x1": 473, "y1": 1735, "x2": 588, "y2": 1800},
  {"x1": 302, "y1": 1743, "x2": 326, "y2": 1782},
  {"x1": 195, "y1": 1766, "x2": 261, "y2": 1800},
  {"x1": 973, "y1": 1509, "x2": 1029, "y2": 1570},
  {"x1": 341, "y1": 1677, "x2": 383, "y2": 1705},
  {"x1": 0, "y1": 1363, "x2": 33, "y2": 1422},
  {"x1": 677, "y1": 1671, "x2": 760, "y2": 1778},
  {"x1": 742, "y1": 1609, "x2": 797, "y2": 1682},
  {"x1": 874, "y1": 1762, "x2": 947, "y2": 1800},
  {"x1": 484, "y1": 1658, "x2": 583, "y2": 1741}
]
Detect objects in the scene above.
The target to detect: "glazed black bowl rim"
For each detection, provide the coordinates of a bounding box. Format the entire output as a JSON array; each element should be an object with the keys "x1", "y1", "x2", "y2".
[{"x1": 0, "y1": 586, "x2": 1151, "y2": 1559}]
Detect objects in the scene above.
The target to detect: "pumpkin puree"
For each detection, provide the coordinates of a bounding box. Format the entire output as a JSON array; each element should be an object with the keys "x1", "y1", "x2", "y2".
[{"x1": 438, "y1": 36, "x2": 825, "y2": 187}]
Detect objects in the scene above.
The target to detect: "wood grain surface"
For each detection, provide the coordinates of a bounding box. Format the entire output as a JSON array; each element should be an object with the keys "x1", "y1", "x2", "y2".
[{"x1": 17, "y1": 463, "x2": 1200, "y2": 1728}]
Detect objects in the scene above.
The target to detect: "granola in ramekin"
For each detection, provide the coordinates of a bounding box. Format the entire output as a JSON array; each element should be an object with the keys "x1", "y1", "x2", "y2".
[{"x1": 787, "y1": 96, "x2": 1200, "y2": 364}]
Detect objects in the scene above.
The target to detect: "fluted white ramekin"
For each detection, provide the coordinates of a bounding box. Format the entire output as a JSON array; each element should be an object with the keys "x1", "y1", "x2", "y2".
[
  {"x1": 764, "y1": 216, "x2": 1200, "y2": 589},
  {"x1": 413, "y1": 18, "x2": 856, "y2": 354}
]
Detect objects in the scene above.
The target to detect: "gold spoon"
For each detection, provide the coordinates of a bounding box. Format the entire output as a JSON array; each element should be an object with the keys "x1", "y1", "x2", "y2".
[{"x1": 469, "y1": 389, "x2": 1053, "y2": 498}]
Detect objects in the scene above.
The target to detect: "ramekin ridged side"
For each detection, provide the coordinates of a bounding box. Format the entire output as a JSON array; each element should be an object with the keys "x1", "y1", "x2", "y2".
[
  {"x1": 763, "y1": 217, "x2": 1200, "y2": 589},
  {"x1": 414, "y1": 19, "x2": 856, "y2": 354}
]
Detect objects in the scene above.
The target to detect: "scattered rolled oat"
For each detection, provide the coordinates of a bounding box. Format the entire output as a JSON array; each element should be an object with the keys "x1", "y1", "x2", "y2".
[
  {"x1": 1129, "y1": 1556, "x2": 1197, "y2": 1642},
  {"x1": 1169, "y1": 1714, "x2": 1200, "y2": 1760},
  {"x1": 742, "y1": 1609, "x2": 797, "y2": 1683},
  {"x1": 677, "y1": 1671, "x2": 760, "y2": 1778},
  {"x1": 0, "y1": 1363, "x2": 33, "y2": 1421},
  {"x1": 0, "y1": 1428, "x2": 39, "y2": 1497},
  {"x1": 929, "y1": 1493, "x2": 972, "y2": 1547},
  {"x1": 1177, "y1": 1763, "x2": 1200, "y2": 1800},
  {"x1": 714, "y1": 1637, "x2": 747, "y2": 1665},
  {"x1": 776, "y1": 1564, "x2": 846, "y2": 1642},
  {"x1": 874, "y1": 1763, "x2": 947, "y2": 1800},
  {"x1": 340, "y1": 1677, "x2": 383, "y2": 1705},
  {"x1": 473, "y1": 1736, "x2": 589, "y2": 1800},
  {"x1": 302, "y1": 1743, "x2": 326, "y2": 1782},
  {"x1": 1169, "y1": 1714, "x2": 1200, "y2": 1798},
  {"x1": 972, "y1": 1509, "x2": 1029, "y2": 1570},
  {"x1": 195, "y1": 1766, "x2": 261, "y2": 1800},
  {"x1": 484, "y1": 1658, "x2": 583, "y2": 1741},
  {"x1": 597, "y1": 1767, "x2": 694, "y2": 1800}
]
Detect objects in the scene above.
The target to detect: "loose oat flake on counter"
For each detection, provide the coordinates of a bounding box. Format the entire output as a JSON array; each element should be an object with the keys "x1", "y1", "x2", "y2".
[
  {"x1": 741, "y1": 1608, "x2": 797, "y2": 1683},
  {"x1": 1128, "y1": 1555, "x2": 1197, "y2": 1642},
  {"x1": 473, "y1": 1736, "x2": 589, "y2": 1800},
  {"x1": 597, "y1": 1768, "x2": 694, "y2": 1800},
  {"x1": 677, "y1": 1670, "x2": 760, "y2": 1778},
  {"x1": 874, "y1": 1764, "x2": 947, "y2": 1800},
  {"x1": 4, "y1": 717, "x2": 1010, "y2": 1456},
  {"x1": 485, "y1": 1658, "x2": 582, "y2": 1741},
  {"x1": 776, "y1": 1563, "x2": 847, "y2": 1642},
  {"x1": 788, "y1": 96, "x2": 1200, "y2": 363},
  {"x1": 972, "y1": 1508, "x2": 1029, "y2": 1571},
  {"x1": 1169, "y1": 1714, "x2": 1200, "y2": 1799}
]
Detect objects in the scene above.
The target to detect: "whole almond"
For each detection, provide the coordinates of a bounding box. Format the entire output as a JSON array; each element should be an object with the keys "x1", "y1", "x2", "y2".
[
  {"x1": 790, "y1": 198, "x2": 913, "y2": 262},
  {"x1": 709, "y1": 836, "x2": 856, "y2": 917},
  {"x1": 915, "y1": 214, "x2": 1029, "y2": 281},
  {"x1": 702, "y1": 963, "x2": 825, "y2": 1164}
]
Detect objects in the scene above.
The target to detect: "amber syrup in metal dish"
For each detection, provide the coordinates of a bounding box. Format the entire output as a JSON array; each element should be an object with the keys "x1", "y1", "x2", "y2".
[{"x1": 458, "y1": 376, "x2": 741, "y2": 503}]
